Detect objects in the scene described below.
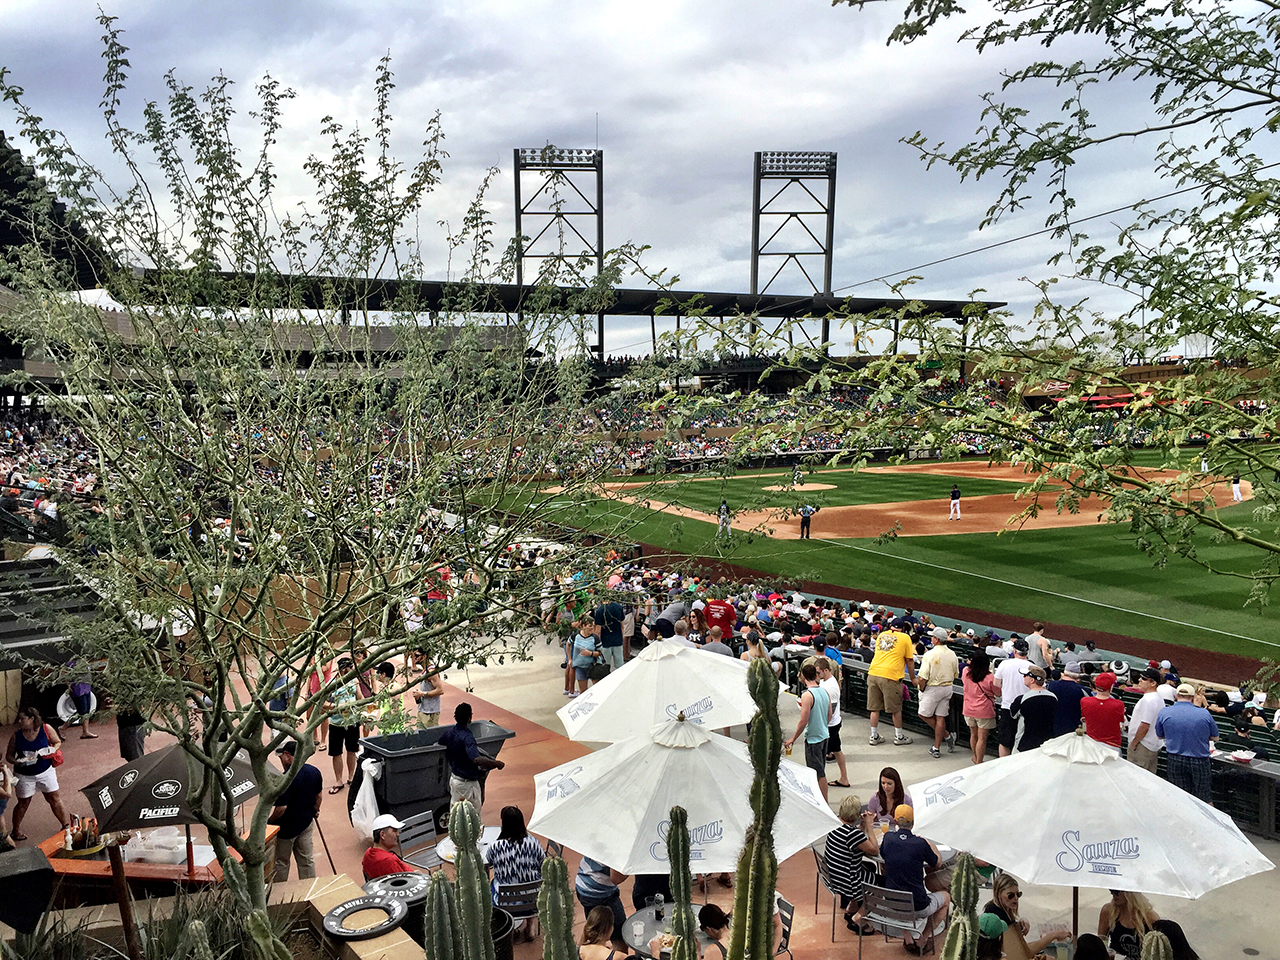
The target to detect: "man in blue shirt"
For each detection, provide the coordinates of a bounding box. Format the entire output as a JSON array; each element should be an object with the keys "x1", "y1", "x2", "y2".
[
  {"x1": 592, "y1": 595, "x2": 627, "y2": 672},
  {"x1": 268, "y1": 741, "x2": 323, "y2": 880},
  {"x1": 440, "y1": 702, "x2": 504, "y2": 815},
  {"x1": 1156, "y1": 683, "x2": 1219, "y2": 803},
  {"x1": 879, "y1": 805, "x2": 950, "y2": 955},
  {"x1": 1046, "y1": 669, "x2": 1087, "y2": 736}
]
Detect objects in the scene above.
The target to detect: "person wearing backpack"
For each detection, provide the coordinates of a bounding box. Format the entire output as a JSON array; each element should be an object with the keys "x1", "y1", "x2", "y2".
[{"x1": 5, "y1": 707, "x2": 68, "y2": 842}]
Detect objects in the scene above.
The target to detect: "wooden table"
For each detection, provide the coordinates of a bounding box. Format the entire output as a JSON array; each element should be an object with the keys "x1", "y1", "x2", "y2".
[{"x1": 38, "y1": 826, "x2": 279, "y2": 907}]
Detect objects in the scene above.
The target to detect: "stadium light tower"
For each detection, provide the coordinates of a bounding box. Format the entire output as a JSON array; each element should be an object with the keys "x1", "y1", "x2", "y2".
[
  {"x1": 750, "y1": 150, "x2": 838, "y2": 348},
  {"x1": 513, "y1": 147, "x2": 605, "y2": 355}
]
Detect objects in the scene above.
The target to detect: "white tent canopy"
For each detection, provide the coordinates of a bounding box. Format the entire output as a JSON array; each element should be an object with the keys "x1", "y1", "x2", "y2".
[
  {"x1": 907, "y1": 732, "x2": 1273, "y2": 900},
  {"x1": 556, "y1": 638, "x2": 766, "y2": 743},
  {"x1": 530, "y1": 717, "x2": 840, "y2": 875}
]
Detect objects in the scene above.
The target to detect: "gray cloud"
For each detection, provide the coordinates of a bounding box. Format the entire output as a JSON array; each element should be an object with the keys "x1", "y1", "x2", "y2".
[{"x1": 1, "y1": 0, "x2": 1167, "y2": 352}]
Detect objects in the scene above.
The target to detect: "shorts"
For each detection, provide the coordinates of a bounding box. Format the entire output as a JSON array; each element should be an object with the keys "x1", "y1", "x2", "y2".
[
  {"x1": 917, "y1": 686, "x2": 953, "y2": 718},
  {"x1": 866, "y1": 675, "x2": 904, "y2": 714},
  {"x1": 965, "y1": 715, "x2": 996, "y2": 730},
  {"x1": 654, "y1": 619, "x2": 676, "y2": 638},
  {"x1": 826, "y1": 723, "x2": 842, "y2": 753},
  {"x1": 73, "y1": 692, "x2": 93, "y2": 717},
  {"x1": 804, "y1": 739, "x2": 829, "y2": 779},
  {"x1": 417, "y1": 711, "x2": 441, "y2": 729},
  {"x1": 15, "y1": 767, "x2": 58, "y2": 798},
  {"x1": 574, "y1": 666, "x2": 590, "y2": 682},
  {"x1": 328, "y1": 723, "x2": 360, "y2": 756},
  {"x1": 601, "y1": 645, "x2": 625, "y2": 670},
  {"x1": 913, "y1": 890, "x2": 946, "y2": 918},
  {"x1": 997, "y1": 708, "x2": 1017, "y2": 750}
]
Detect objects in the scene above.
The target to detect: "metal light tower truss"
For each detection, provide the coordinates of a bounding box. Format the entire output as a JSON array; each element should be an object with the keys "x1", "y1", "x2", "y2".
[
  {"x1": 750, "y1": 150, "x2": 837, "y2": 348},
  {"x1": 514, "y1": 147, "x2": 605, "y2": 354}
]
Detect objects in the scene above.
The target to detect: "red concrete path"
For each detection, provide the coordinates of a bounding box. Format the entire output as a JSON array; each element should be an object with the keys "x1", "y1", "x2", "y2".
[{"x1": 4, "y1": 688, "x2": 903, "y2": 960}]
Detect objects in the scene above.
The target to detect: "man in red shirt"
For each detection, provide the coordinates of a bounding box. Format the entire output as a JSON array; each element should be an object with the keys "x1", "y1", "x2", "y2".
[
  {"x1": 361, "y1": 814, "x2": 417, "y2": 879},
  {"x1": 704, "y1": 596, "x2": 737, "y2": 638},
  {"x1": 1080, "y1": 671, "x2": 1125, "y2": 749}
]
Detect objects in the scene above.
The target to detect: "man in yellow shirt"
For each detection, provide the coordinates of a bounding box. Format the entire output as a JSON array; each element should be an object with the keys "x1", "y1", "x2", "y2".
[{"x1": 867, "y1": 626, "x2": 916, "y2": 746}]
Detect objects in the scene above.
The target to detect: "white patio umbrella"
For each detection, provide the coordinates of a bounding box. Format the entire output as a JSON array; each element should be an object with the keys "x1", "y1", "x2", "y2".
[
  {"x1": 906, "y1": 731, "x2": 1273, "y2": 930},
  {"x1": 529, "y1": 716, "x2": 841, "y2": 874},
  {"x1": 556, "y1": 638, "x2": 765, "y2": 742}
]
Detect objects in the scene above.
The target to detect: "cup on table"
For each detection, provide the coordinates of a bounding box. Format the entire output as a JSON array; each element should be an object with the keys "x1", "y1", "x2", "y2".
[{"x1": 632, "y1": 920, "x2": 646, "y2": 941}]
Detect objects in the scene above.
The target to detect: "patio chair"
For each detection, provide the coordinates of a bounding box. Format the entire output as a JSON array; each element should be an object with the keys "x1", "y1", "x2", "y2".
[
  {"x1": 398, "y1": 810, "x2": 444, "y2": 872},
  {"x1": 776, "y1": 896, "x2": 795, "y2": 959},
  {"x1": 857, "y1": 883, "x2": 944, "y2": 959},
  {"x1": 811, "y1": 846, "x2": 839, "y2": 941},
  {"x1": 495, "y1": 879, "x2": 542, "y2": 941}
]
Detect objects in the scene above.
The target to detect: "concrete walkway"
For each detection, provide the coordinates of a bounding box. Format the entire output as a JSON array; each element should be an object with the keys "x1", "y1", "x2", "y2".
[{"x1": 8, "y1": 630, "x2": 1276, "y2": 958}]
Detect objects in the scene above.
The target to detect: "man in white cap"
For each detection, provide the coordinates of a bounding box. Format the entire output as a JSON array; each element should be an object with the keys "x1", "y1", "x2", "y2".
[
  {"x1": 361, "y1": 813, "x2": 416, "y2": 879},
  {"x1": 916, "y1": 628, "x2": 959, "y2": 758}
]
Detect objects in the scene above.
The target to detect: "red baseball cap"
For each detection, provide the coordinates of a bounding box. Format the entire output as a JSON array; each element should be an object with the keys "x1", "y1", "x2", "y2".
[{"x1": 1094, "y1": 672, "x2": 1117, "y2": 691}]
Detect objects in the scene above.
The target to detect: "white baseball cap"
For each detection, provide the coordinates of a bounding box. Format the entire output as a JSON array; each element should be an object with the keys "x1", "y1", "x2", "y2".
[{"x1": 371, "y1": 814, "x2": 404, "y2": 835}]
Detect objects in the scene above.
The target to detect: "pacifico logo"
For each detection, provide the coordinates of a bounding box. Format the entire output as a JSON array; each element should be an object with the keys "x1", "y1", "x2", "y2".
[
  {"x1": 139, "y1": 805, "x2": 181, "y2": 820},
  {"x1": 231, "y1": 779, "x2": 254, "y2": 798},
  {"x1": 1055, "y1": 830, "x2": 1140, "y2": 876}
]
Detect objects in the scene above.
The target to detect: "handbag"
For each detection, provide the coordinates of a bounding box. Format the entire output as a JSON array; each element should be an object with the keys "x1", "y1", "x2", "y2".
[
  {"x1": 45, "y1": 726, "x2": 64, "y2": 767},
  {"x1": 587, "y1": 661, "x2": 612, "y2": 682}
]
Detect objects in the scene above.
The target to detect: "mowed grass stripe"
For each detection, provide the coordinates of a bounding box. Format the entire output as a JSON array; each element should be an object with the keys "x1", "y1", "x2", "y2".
[{"x1": 573, "y1": 497, "x2": 1277, "y2": 657}]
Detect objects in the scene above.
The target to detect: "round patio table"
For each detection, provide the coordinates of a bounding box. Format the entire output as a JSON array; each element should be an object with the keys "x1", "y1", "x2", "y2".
[{"x1": 622, "y1": 904, "x2": 714, "y2": 958}]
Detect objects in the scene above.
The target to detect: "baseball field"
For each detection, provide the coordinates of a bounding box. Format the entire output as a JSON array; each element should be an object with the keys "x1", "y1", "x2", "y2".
[{"x1": 538, "y1": 457, "x2": 1280, "y2": 662}]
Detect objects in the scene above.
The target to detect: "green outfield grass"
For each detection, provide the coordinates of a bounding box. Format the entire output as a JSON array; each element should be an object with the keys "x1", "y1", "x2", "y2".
[
  {"x1": 645, "y1": 467, "x2": 1024, "y2": 515},
  {"x1": 543, "y1": 470, "x2": 1279, "y2": 659}
]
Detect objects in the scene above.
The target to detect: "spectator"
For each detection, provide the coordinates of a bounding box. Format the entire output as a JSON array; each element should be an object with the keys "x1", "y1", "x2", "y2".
[
  {"x1": 486, "y1": 805, "x2": 544, "y2": 941},
  {"x1": 1046, "y1": 669, "x2": 1087, "y2": 736},
  {"x1": 0, "y1": 762, "x2": 12, "y2": 842},
  {"x1": 994, "y1": 640, "x2": 1030, "y2": 756},
  {"x1": 783, "y1": 662, "x2": 832, "y2": 801},
  {"x1": 1156, "y1": 684, "x2": 1218, "y2": 803},
  {"x1": 1098, "y1": 889, "x2": 1158, "y2": 960},
  {"x1": 1080, "y1": 671, "x2": 1125, "y2": 749},
  {"x1": 816, "y1": 657, "x2": 849, "y2": 787},
  {"x1": 440, "y1": 702, "x2": 505, "y2": 814},
  {"x1": 866, "y1": 623, "x2": 916, "y2": 747},
  {"x1": 1010, "y1": 664, "x2": 1057, "y2": 752},
  {"x1": 983, "y1": 874, "x2": 1071, "y2": 960},
  {"x1": 575, "y1": 858, "x2": 628, "y2": 947},
  {"x1": 413, "y1": 656, "x2": 445, "y2": 728},
  {"x1": 916, "y1": 628, "x2": 959, "y2": 758},
  {"x1": 65, "y1": 659, "x2": 97, "y2": 740},
  {"x1": 1150, "y1": 919, "x2": 1201, "y2": 960},
  {"x1": 361, "y1": 814, "x2": 416, "y2": 879},
  {"x1": 268, "y1": 741, "x2": 322, "y2": 881},
  {"x1": 4, "y1": 707, "x2": 68, "y2": 842},
  {"x1": 962, "y1": 650, "x2": 1001, "y2": 765},
  {"x1": 571, "y1": 615, "x2": 603, "y2": 695},
  {"x1": 1059, "y1": 641, "x2": 1083, "y2": 674},
  {"x1": 701, "y1": 626, "x2": 734, "y2": 657},
  {"x1": 878, "y1": 805, "x2": 949, "y2": 955},
  {"x1": 823, "y1": 794, "x2": 880, "y2": 933},
  {"x1": 866, "y1": 767, "x2": 911, "y2": 824},
  {"x1": 1127, "y1": 668, "x2": 1166, "y2": 773},
  {"x1": 592, "y1": 594, "x2": 627, "y2": 672},
  {"x1": 324, "y1": 657, "x2": 362, "y2": 795}
]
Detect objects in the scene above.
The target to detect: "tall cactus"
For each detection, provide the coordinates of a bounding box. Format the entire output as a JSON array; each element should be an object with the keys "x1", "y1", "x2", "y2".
[
  {"x1": 727, "y1": 657, "x2": 782, "y2": 960},
  {"x1": 538, "y1": 855, "x2": 577, "y2": 960},
  {"x1": 666, "y1": 806, "x2": 698, "y2": 960},
  {"x1": 424, "y1": 870, "x2": 465, "y2": 960},
  {"x1": 1140, "y1": 930, "x2": 1174, "y2": 960},
  {"x1": 939, "y1": 852, "x2": 981, "y2": 960},
  {"x1": 450, "y1": 800, "x2": 497, "y2": 960}
]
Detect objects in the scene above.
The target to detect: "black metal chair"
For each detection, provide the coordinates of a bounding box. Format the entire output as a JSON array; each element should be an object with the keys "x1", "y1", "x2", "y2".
[
  {"x1": 811, "y1": 846, "x2": 839, "y2": 941},
  {"x1": 776, "y1": 896, "x2": 795, "y2": 959},
  {"x1": 857, "y1": 883, "x2": 944, "y2": 959}
]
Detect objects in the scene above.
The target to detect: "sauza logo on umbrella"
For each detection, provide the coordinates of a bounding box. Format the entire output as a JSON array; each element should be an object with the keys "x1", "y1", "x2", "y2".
[
  {"x1": 651, "y1": 817, "x2": 723, "y2": 861},
  {"x1": 1055, "y1": 830, "x2": 1141, "y2": 877},
  {"x1": 546, "y1": 767, "x2": 582, "y2": 800},
  {"x1": 664, "y1": 696, "x2": 713, "y2": 723}
]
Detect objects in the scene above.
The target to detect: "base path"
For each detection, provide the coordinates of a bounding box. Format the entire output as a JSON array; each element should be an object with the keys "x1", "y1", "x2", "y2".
[{"x1": 605, "y1": 461, "x2": 1248, "y2": 539}]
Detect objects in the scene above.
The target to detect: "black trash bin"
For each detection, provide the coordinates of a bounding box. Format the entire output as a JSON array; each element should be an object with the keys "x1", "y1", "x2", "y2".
[{"x1": 355, "y1": 720, "x2": 516, "y2": 826}]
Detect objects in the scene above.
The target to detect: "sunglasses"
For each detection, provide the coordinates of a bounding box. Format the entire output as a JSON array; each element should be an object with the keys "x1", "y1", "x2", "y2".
[{"x1": 1005, "y1": 891, "x2": 1023, "y2": 899}]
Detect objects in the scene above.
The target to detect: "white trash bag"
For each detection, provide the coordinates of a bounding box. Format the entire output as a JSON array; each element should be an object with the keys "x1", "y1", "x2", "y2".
[{"x1": 350, "y1": 756, "x2": 382, "y2": 838}]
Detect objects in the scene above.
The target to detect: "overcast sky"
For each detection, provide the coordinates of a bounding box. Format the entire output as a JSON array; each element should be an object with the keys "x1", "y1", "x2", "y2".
[{"x1": 1, "y1": 0, "x2": 1168, "y2": 354}]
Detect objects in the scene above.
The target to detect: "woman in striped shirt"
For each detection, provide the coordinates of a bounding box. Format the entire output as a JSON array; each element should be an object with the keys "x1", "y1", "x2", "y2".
[
  {"x1": 486, "y1": 805, "x2": 545, "y2": 941},
  {"x1": 823, "y1": 795, "x2": 881, "y2": 935}
]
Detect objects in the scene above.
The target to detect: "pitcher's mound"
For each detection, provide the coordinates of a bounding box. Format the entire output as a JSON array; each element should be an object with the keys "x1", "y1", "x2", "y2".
[{"x1": 761, "y1": 482, "x2": 837, "y2": 492}]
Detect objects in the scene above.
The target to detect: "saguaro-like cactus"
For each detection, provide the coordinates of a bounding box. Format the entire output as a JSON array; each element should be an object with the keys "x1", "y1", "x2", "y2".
[
  {"x1": 450, "y1": 800, "x2": 497, "y2": 960},
  {"x1": 424, "y1": 870, "x2": 465, "y2": 960},
  {"x1": 538, "y1": 855, "x2": 577, "y2": 960},
  {"x1": 727, "y1": 656, "x2": 782, "y2": 960},
  {"x1": 1140, "y1": 930, "x2": 1174, "y2": 960},
  {"x1": 666, "y1": 805, "x2": 698, "y2": 960},
  {"x1": 939, "y1": 852, "x2": 982, "y2": 960}
]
